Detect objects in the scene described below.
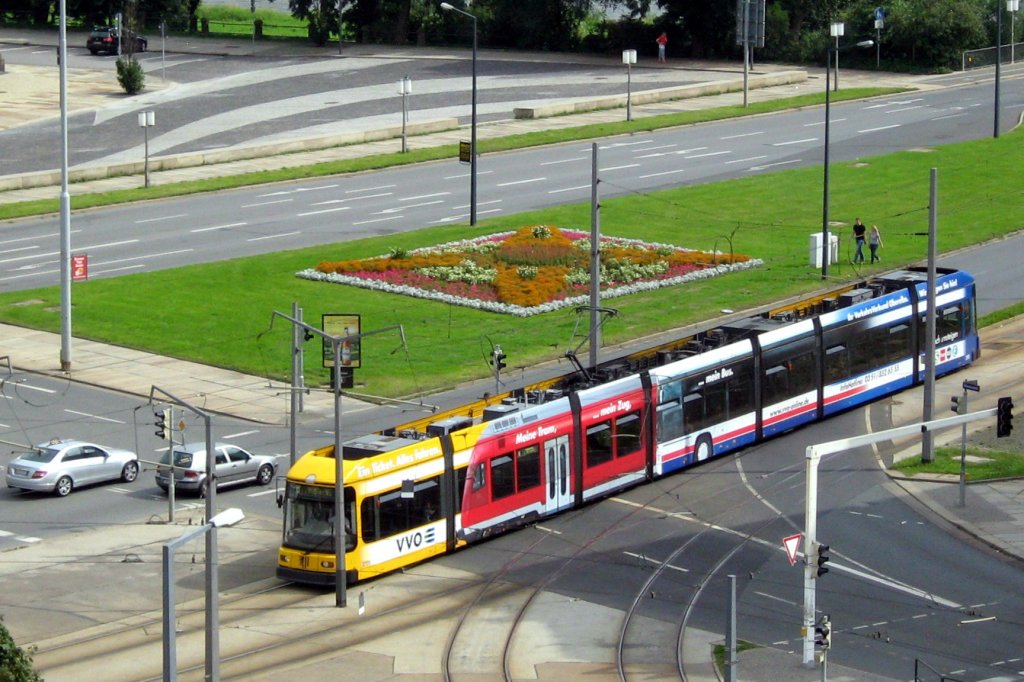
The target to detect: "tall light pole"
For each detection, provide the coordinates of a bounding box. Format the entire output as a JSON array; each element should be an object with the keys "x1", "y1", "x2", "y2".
[
  {"x1": 441, "y1": 2, "x2": 477, "y2": 226},
  {"x1": 996, "y1": 0, "x2": 1003, "y2": 138},
  {"x1": 830, "y1": 22, "x2": 843, "y2": 91},
  {"x1": 1011, "y1": 0, "x2": 1020, "y2": 64},
  {"x1": 821, "y1": 38, "x2": 874, "y2": 280}
]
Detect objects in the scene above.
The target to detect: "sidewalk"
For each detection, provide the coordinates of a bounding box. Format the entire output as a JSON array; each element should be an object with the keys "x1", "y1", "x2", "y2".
[{"x1": 1, "y1": 32, "x2": 1020, "y2": 681}]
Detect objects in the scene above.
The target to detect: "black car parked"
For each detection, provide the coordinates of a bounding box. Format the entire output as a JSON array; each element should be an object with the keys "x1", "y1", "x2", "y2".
[{"x1": 86, "y1": 26, "x2": 148, "y2": 55}]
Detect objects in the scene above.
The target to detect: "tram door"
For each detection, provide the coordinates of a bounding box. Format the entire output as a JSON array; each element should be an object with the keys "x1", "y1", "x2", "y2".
[{"x1": 544, "y1": 435, "x2": 572, "y2": 513}]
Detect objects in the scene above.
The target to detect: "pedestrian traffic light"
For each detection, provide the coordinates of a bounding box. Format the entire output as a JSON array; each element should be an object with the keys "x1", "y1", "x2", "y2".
[
  {"x1": 814, "y1": 615, "x2": 832, "y2": 649},
  {"x1": 493, "y1": 346, "x2": 507, "y2": 372},
  {"x1": 816, "y1": 542, "x2": 830, "y2": 578},
  {"x1": 950, "y1": 395, "x2": 962, "y2": 414},
  {"x1": 154, "y1": 408, "x2": 171, "y2": 441},
  {"x1": 997, "y1": 396, "x2": 1014, "y2": 438}
]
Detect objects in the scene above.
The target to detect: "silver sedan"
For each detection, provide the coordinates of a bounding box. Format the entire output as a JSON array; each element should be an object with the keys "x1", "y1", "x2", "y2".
[{"x1": 5, "y1": 439, "x2": 140, "y2": 497}]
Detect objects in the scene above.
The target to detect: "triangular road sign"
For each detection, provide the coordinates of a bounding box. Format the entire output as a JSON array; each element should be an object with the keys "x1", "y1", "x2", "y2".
[{"x1": 783, "y1": 533, "x2": 802, "y2": 566}]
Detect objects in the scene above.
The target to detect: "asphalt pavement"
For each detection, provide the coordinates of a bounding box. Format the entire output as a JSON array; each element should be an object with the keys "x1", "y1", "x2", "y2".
[{"x1": 1, "y1": 30, "x2": 1023, "y2": 681}]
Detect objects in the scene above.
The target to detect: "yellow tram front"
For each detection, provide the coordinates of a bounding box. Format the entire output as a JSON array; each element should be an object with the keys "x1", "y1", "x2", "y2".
[{"x1": 277, "y1": 434, "x2": 469, "y2": 585}]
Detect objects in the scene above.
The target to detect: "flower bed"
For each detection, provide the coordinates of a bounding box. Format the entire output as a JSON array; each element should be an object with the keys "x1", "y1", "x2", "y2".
[{"x1": 298, "y1": 225, "x2": 762, "y2": 317}]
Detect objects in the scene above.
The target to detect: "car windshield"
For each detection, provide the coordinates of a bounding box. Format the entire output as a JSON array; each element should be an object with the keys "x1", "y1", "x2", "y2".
[{"x1": 22, "y1": 448, "x2": 58, "y2": 463}]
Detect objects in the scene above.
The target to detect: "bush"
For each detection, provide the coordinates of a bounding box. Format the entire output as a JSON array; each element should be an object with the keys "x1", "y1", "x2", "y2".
[
  {"x1": 0, "y1": 615, "x2": 41, "y2": 682},
  {"x1": 115, "y1": 57, "x2": 145, "y2": 95}
]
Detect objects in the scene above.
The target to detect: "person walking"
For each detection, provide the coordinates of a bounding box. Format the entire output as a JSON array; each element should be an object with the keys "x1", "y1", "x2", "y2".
[
  {"x1": 869, "y1": 225, "x2": 883, "y2": 263},
  {"x1": 657, "y1": 32, "x2": 668, "y2": 63},
  {"x1": 852, "y1": 218, "x2": 867, "y2": 263}
]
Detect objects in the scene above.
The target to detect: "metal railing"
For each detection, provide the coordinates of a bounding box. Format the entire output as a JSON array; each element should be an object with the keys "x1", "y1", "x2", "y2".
[
  {"x1": 914, "y1": 658, "x2": 964, "y2": 682},
  {"x1": 962, "y1": 42, "x2": 1022, "y2": 70}
]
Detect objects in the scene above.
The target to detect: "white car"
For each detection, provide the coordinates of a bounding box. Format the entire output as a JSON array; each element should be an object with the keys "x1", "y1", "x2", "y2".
[{"x1": 6, "y1": 438, "x2": 139, "y2": 497}]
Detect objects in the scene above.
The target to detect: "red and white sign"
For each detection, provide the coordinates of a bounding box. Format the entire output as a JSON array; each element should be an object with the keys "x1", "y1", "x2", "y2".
[
  {"x1": 71, "y1": 253, "x2": 88, "y2": 281},
  {"x1": 783, "y1": 533, "x2": 802, "y2": 566}
]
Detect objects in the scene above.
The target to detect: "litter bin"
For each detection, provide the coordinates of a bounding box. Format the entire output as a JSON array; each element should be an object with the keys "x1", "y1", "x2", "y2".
[{"x1": 809, "y1": 232, "x2": 839, "y2": 268}]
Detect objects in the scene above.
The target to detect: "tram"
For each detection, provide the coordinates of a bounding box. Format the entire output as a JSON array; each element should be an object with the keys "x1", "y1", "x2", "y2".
[{"x1": 278, "y1": 267, "x2": 979, "y2": 584}]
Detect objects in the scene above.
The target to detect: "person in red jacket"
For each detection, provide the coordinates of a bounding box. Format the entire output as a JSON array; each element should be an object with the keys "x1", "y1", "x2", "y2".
[{"x1": 657, "y1": 32, "x2": 668, "y2": 63}]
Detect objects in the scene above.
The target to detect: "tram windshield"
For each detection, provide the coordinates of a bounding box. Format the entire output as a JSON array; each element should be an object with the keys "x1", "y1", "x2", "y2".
[{"x1": 282, "y1": 482, "x2": 356, "y2": 552}]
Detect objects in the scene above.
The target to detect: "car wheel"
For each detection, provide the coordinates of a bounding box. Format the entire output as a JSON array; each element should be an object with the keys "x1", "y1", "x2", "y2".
[
  {"x1": 256, "y1": 464, "x2": 274, "y2": 486},
  {"x1": 89, "y1": 48, "x2": 98, "y2": 55},
  {"x1": 694, "y1": 434, "x2": 714, "y2": 462},
  {"x1": 121, "y1": 461, "x2": 139, "y2": 482},
  {"x1": 54, "y1": 476, "x2": 73, "y2": 497}
]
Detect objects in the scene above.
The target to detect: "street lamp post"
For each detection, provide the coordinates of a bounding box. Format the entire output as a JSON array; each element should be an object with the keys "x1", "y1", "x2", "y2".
[
  {"x1": 440, "y1": 2, "x2": 477, "y2": 226},
  {"x1": 997, "y1": 0, "x2": 1003, "y2": 138},
  {"x1": 138, "y1": 110, "x2": 155, "y2": 188},
  {"x1": 1011, "y1": 0, "x2": 1020, "y2": 64},
  {"x1": 830, "y1": 22, "x2": 843, "y2": 91},
  {"x1": 622, "y1": 49, "x2": 637, "y2": 121},
  {"x1": 162, "y1": 508, "x2": 245, "y2": 682},
  {"x1": 399, "y1": 75, "x2": 412, "y2": 153},
  {"x1": 821, "y1": 38, "x2": 874, "y2": 280}
]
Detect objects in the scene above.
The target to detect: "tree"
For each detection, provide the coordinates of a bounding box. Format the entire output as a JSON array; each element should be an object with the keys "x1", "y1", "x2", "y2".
[{"x1": 0, "y1": 615, "x2": 42, "y2": 682}]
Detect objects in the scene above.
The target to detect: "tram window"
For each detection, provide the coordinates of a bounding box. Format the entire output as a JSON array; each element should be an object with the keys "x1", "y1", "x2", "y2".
[
  {"x1": 517, "y1": 445, "x2": 541, "y2": 491},
  {"x1": 615, "y1": 412, "x2": 642, "y2": 456},
  {"x1": 586, "y1": 422, "x2": 614, "y2": 467},
  {"x1": 824, "y1": 344, "x2": 849, "y2": 383},
  {"x1": 656, "y1": 402, "x2": 683, "y2": 442},
  {"x1": 937, "y1": 305, "x2": 963, "y2": 343},
  {"x1": 726, "y1": 360, "x2": 754, "y2": 415},
  {"x1": 659, "y1": 379, "x2": 682, "y2": 405},
  {"x1": 491, "y1": 455, "x2": 515, "y2": 499},
  {"x1": 471, "y1": 462, "x2": 485, "y2": 491},
  {"x1": 683, "y1": 391, "x2": 705, "y2": 432},
  {"x1": 763, "y1": 364, "x2": 788, "y2": 404},
  {"x1": 887, "y1": 323, "x2": 910, "y2": 364},
  {"x1": 361, "y1": 479, "x2": 442, "y2": 542}
]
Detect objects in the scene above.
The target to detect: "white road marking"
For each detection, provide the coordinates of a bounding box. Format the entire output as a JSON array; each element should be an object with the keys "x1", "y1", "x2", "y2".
[
  {"x1": 400, "y1": 192, "x2": 450, "y2": 201},
  {"x1": 64, "y1": 409, "x2": 126, "y2": 424},
  {"x1": 241, "y1": 199, "x2": 293, "y2": 208},
  {"x1": 247, "y1": 231, "x2": 301, "y2": 242},
  {"x1": 191, "y1": 222, "x2": 247, "y2": 233},
  {"x1": 600, "y1": 164, "x2": 640, "y2": 172},
  {"x1": 347, "y1": 184, "x2": 396, "y2": 193},
  {"x1": 857, "y1": 124, "x2": 901, "y2": 134},
  {"x1": 772, "y1": 137, "x2": 817, "y2": 146},
  {"x1": 134, "y1": 214, "x2": 187, "y2": 224},
  {"x1": 353, "y1": 215, "x2": 405, "y2": 225},
  {"x1": 548, "y1": 184, "x2": 590, "y2": 194},
  {"x1": 297, "y1": 206, "x2": 350, "y2": 217},
  {"x1": 247, "y1": 488, "x2": 278, "y2": 497},
  {"x1": 611, "y1": 497, "x2": 962, "y2": 608},
  {"x1": 623, "y1": 550, "x2": 689, "y2": 572},
  {"x1": 748, "y1": 160, "x2": 802, "y2": 171},
  {"x1": 684, "y1": 151, "x2": 730, "y2": 160},
  {"x1": 725, "y1": 155, "x2": 767, "y2": 165},
  {"x1": 223, "y1": 430, "x2": 259, "y2": 439},
  {"x1": 720, "y1": 131, "x2": 764, "y2": 140},
  {"x1": 885, "y1": 106, "x2": 923, "y2": 113},
  {"x1": 638, "y1": 169, "x2": 687, "y2": 179},
  {"x1": 497, "y1": 177, "x2": 546, "y2": 187},
  {"x1": 540, "y1": 157, "x2": 588, "y2": 166}
]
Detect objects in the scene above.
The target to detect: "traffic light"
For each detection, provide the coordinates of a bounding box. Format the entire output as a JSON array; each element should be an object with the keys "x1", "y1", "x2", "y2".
[
  {"x1": 154, "y1": 408, "x2": 171, "y2": 441},
  {"x1": 816, "y1": 542, "x2": 830, "y2": 578},
  {"x1": 814, "y1": 615, "x2": 832, "y2": 650},
  {"x1": 950, "y1": 395, "x2": 962, "y2": 414},
  {"x1": 493, "y1": 346, "x2": 507, "y2": 372},
  {"x1": 997, "y1": 397, "x2": 1014, "y2": 438}
]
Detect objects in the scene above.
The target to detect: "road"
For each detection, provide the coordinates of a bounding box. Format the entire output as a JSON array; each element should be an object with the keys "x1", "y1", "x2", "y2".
[{"x1": 1, "y1": 73, "x2": 1023, "y2": 292}]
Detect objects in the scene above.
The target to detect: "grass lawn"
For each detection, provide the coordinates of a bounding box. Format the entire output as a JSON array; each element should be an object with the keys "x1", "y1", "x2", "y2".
[
  {"x1": 0, "y1": 117, "x2": 1021, "y2": 400},
  {"x1": 892, "y1": 446, "x2": 1024, "y2": 480}
]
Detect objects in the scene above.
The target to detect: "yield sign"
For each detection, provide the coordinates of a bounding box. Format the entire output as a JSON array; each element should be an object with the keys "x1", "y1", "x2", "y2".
[{"x1": 783, "y1": 533, "x2": 802, "y2": 566}]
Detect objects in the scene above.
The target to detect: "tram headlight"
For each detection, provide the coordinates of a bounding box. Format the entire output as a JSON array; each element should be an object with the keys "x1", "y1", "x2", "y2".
[{"x1": 321, "y1": 560, "x2": 334, "y2": 569}]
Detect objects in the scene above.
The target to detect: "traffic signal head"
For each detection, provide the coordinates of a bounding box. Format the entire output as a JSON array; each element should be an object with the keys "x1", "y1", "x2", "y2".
[
  {"x1": 493, "y1": 346, "x2": 507, "y2": 372},
  {"x1": 997, "y1": 396, "x2": 1014, "y2": 438},
  {"x1": 816, "y1": 542, "x2": 830, "y2": 578},
  {"x1": 814, "y1": 616, "x2": 832, "y2": 649},
  {"x1": 154, "y1": 408, "x2": 171, "y2": 441},
  {"x1": 950, "y1": 395, "x2": 962, "y2": 414}
]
